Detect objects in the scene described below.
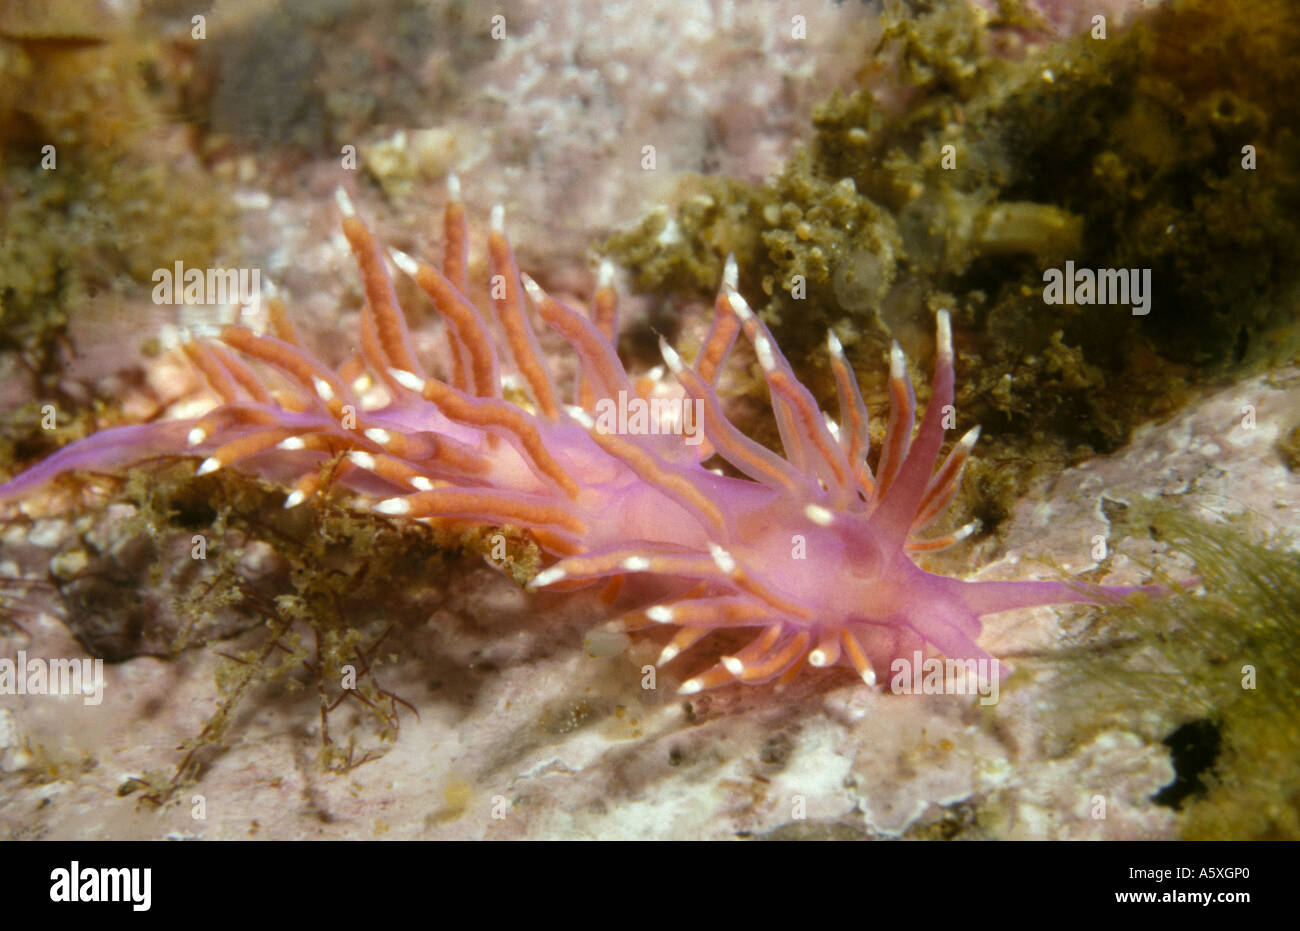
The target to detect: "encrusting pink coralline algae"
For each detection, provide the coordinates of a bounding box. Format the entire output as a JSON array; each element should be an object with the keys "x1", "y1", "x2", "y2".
[{"x1": 0, "y1": 179, "x2": 1168, "y2": 693}]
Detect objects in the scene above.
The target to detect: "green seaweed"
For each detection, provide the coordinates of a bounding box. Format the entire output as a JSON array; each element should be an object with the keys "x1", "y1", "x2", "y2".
[{"x1": 1047, "y1": 505, "x2": 1300, "y2": 839}]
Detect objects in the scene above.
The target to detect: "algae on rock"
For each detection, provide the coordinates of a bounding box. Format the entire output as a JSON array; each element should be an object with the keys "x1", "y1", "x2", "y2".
[
  {"x1": 1046, "y1": 506, "x2": 1300, "y2": 840},
  {"x1": 602, "y1": 0, "x2": 1300, "y2": 528}
]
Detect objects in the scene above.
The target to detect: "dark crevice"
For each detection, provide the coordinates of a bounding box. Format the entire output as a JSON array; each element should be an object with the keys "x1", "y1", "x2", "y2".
[{"x1": 1153, "y1": 718, "x2": 1222, "y2": 810}]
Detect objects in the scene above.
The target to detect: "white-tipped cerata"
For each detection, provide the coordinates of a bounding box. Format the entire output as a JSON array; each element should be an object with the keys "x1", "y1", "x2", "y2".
[
  {"x1": 282, "y1": 489, "x2": 307, "y2": 509},
  {"x1": 753, "y1": 333, "x2": 777, "y2": 373},
  {"x1": 959, "y1": 424, "x2": 982, "y2": 450},
  {"x1": 410, "y1": 476, "x2": 435, "y2": 492},
  {"x1": 375, "y1": 497, "x2": 411, "y2": 515},
  {"x1": 388, "y1": 247, "x2": 420, "y2": 277},
  {"x1": 312, "y1": 376, "x2": 336, "y2": 403},
  {"x1": 659, "y1": 337, "x2": 685, "y2": 375},
  {"x1": 490, "y1": 204, "x2": 505, "y2": 233},
  {"x1": 186, "y1": 427, "x2": 208, "y2": 447},
  {"x1": 347, "y1": 451, "x2": 377, "y2": 471},
  {"x1": 598, "y1": 258, "x2": 616, "y2": 290},
  {"x1": 646, "y1": 605, "x2": 675, "y2": 624},
  {"x1": 277, "y1": 436, "x2": 307, "y2": 451},
  {"x1": 808, "y1": 649, "x2": 829, "y2": 667},
  {"x1": 621, "y1": 556, "x2": 651, "y2": 572},
  {"x1": 722, "y1": 253, "x2": 738, "y2": 290},
  {"x1": 890, "y1": 342, "x2": 906, "y2": 380},
  {"x1": 195, "y1": 457, "x2": 221, "y2": 476},
  {"x1": 529, "y1": 565, "x2": 567, "y2": 589},
  {"x1": 861, "y1": 663, "x2": 877, "y2": 687},
  {"x1": 726, "y1": 288, "x2": 754, "y2": 321},
  {"x1": 520, "y1": 273, "x2": 545, "y2": 304},
  {"x1": 722, "y1": 656, "x2": 745, "y2": 676},
  {"x1": 656, "y1": 643, "x2": 681, "y2": 665},
  {"x1": 952, "y1": 521, "x2": 979, "y2": 543},
  {"x1": 334, "y1": 187, "x2": 355, "y2": 217},
  {"x1": 389, "y1": 368, "x2": 426, "y2": 393},
  {"x1": 936, "y1": 309, "x2": 952, "y2": 361},
  {"x1": 709, "y1": 543, "x2": 736, "y2": 575},
  {"x1": 827, "y1": 329, "x2": 844, "y2": 357},
  {"x1": 446, "y1": 171, "x2": 461, "y2": 201},
  {"x1": 364, "y1": 427, "x2": 393, "y2": 446},
  {"x1": 567, "y1": 405, "x2": 596, "y2": 430},
  {"x1": 678, "y1": 678, "x2": 704, "y2": 696}
]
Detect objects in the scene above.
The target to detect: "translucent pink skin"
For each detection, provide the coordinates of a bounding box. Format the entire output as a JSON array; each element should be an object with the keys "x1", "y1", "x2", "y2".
[{"x1": 0, "y1": 203, "x2": 1168, "y2": 690}]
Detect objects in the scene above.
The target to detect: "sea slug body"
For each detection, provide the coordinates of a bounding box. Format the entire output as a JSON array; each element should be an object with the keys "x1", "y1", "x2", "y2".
[{"x1": 0, "y1": 180, "x2": 1167, "y2": 693}]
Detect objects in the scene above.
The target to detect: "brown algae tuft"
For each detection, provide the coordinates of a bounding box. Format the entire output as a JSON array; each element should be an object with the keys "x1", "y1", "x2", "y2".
[
  {"x1": 24, "y1": 460, "x2": 538, "y2": 806},
  {"x1": 603, "y1": 0, "x2": 1300, "y2": 527}
]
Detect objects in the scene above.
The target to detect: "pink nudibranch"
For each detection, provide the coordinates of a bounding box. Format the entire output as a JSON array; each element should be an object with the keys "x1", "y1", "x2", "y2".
[{"x1": 0, "y1": 181, "x2": 1170, "y2": 693}]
